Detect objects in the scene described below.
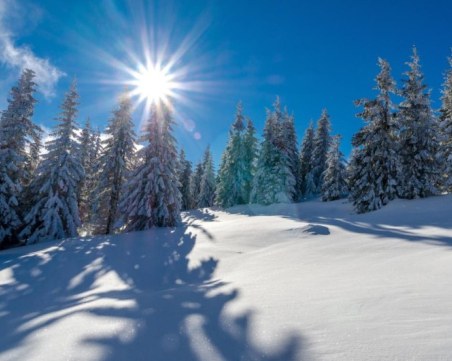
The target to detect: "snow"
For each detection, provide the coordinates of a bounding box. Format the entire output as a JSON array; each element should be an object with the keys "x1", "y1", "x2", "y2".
[{"x1": 1, "y1": 196, "x2": 452, "y2": 360}]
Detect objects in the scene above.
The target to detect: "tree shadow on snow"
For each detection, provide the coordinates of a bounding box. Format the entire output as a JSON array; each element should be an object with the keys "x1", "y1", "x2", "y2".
[
  {"x1": 183, "y1": 208, "x2": 218, "y2": 223},
  {"x1": 223, "y1": 197, "x2": 452, "y2": 248},
  {"x1": 0, "y1": 224, "x2": 303, "y2": 361}
]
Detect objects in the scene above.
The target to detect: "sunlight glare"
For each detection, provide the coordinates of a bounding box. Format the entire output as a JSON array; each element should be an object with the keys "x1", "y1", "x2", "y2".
[{"x1": 132, "y1": 65, "x2": 174, "y2": 104}]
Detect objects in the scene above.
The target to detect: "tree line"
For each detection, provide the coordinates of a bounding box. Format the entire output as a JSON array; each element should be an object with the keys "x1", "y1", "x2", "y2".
[{"x1": 0, "y1": 46, "x2": 450, "y2": 250}]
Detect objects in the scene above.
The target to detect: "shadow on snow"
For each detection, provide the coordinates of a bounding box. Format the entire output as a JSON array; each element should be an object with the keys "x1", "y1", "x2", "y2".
[
  {"x1": 0, "y1": 222, "x2": 302, "y2": 361},
  {"x1": 223, "y1": 196, "x2": 452, "y2": 248}
]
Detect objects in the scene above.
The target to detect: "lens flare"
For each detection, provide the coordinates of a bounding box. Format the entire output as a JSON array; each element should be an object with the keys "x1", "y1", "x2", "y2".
[
  {"x1": 129, "y1": 65, "x2": 174, "y2": 104},
  {"x1": 75, "y1": 0, "x2": 229, "y2": 132}
]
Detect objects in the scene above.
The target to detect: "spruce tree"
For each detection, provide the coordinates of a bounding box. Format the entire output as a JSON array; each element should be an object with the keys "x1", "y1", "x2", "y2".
[
  {"x1": 0, "y1": 69, "x2": 40, "y2": 247},
  {"x1": 77, "y1": 118, "x2": 98, "y2": 222},
  {"x1": 190, "y1": 162, "x2": 204, "y2": 209},
  {"x1": 311, "y1": 109, "x2": 331, "y2": 194},
  {"x1": 251, "y1": 98, "x2": 295, "y2": 204},
  {"x1": 298, "y1": 121, "x2": 315, "y2": 198},
  {"x1": 348, "y1": 148, "x2": 375, "y2": 214},
  {"x1": 120, "y1": 102, "x2": 181, "y2": 231},
  {"x1": 216, "y1": 102, "x2": 249, "y2": 208},
  {"x1": 25, "y1": 125, "x2": 43, "y2": 185},
  {"x1": 439, "y1": 54, "x2": 452, "y2": 191},
  {"x1": 198, "y1": 146, "x2": 216, "y2": 207},
  {"x1": 397, "y1": 47, "x2": 439, "y2": 199},
  {"x1": 349, "y1": 58, "x2": 399, "y2": 213},
  {"x1": 321, "y1": 135, "x2": 348, "y2": 201},
  {"x1": 242, "y1": 117, "x2": 258, "y2": 203},
  {"x1": 20, "y1": 80, "x2": 84, "y2": 244},
  {"x1": 92, "y1": 93, "x2": 136, "y2": 234},
  {"x1": 178, "y1": 149, "x2": 193, "y2": 211},
  {"x1": 280, "y1": 109, "x2": 300, "y2": 200}
]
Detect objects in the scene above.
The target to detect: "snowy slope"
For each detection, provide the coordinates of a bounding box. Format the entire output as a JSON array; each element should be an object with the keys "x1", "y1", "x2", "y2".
[{"x1": 1, "y1": 196, "x2": 452, "y2": 361}]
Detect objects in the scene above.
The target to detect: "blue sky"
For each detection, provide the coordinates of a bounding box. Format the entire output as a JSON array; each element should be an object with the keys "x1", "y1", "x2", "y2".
[{"x1": 0, "y1": 0, "x2": 451, "y2": 165}]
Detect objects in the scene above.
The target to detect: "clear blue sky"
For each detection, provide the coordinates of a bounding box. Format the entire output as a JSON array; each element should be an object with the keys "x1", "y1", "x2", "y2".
[{"x1": 0, "y1": 0, "x2": 450, "y2": 165}]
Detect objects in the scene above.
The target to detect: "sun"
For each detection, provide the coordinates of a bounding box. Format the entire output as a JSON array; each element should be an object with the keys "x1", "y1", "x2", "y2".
[{"x1": 129, "y1": 64, "x2": 175, "y2": 105}]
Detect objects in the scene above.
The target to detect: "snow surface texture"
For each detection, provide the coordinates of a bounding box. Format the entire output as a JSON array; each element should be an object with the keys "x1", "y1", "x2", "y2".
[{"x1": 1, "y1": 196, "x2": 452, "y2": 361}]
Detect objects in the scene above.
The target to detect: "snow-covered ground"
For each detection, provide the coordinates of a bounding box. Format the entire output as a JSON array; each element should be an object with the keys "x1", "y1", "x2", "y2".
[{"x1": 1, "y1": 196, "x2": 452, "y2": 361}]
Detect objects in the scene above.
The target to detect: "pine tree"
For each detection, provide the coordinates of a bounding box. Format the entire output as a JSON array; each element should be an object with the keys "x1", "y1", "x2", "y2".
[
  {"x1": 198, "y1": 146, "x2": 216, "y2": 207},
  {"x1": 349, "y1": 58, "x2": 399, "y2": 213},
  {"x1": 20, "y1": 80, "x2": 84, "y2": 244},
  {"x1": 91, "y1": 128, "x2": 103, "y2": 162},
  {"x1": 321, "y1": 135, "x2": 348, "y2": 201},
  {"x1": 439, "y1": 53, "x2": 452, "y2": 191},
  {"x1": 216, "y1": 102, "x2": 250, "y2": 208},
  {"x1": 348, "y1": 148, "x2": 375, "y2": 214},
  {"x1": 242, "y1": 117, "x2": 258, "y2": 203},
  {"x1": 298, "y1": 121, "x2": 315, "y2": 198},
  {"x1": 190, "y1": 162, "x2": 204, "y2": 209},
  {"x1": 397, "y1": 47, "x2": 439, "y2": 199},
  {"x1": 280, "y1": 109, "x2": 300, "y2": 200},
  {"x1": 92, "y1": 93, "x2": 136, "y2": 234},
  {"x1": 311, "y1": 109, "x2": 331, "y2": 194},
  {"x1": 251, "y1": 98, "x2": 296, "y2": 204},
  {"x1": 178, "y1": 149, "x2": 193, "y2": 211},
  {"x1": 0, "y1": 69, "x2": 40, "y2": 248},
  {"x1": 120, "y1": 102, "x2": 181, "y2": 231},
  {"x1": 77, "y1": 118, "x2": 98, "y2": 222},
  {"x1": 79, "y1": 119, "x2": 92, "y2": 172},
  {"x1": 25, "y1": 125, "x2": 43, "y2": 184}
]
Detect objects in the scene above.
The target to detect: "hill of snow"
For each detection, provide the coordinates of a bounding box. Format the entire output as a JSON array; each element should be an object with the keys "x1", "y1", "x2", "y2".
[{"x1": 1, "y1": 196, "x2": 452, "y2": 361}]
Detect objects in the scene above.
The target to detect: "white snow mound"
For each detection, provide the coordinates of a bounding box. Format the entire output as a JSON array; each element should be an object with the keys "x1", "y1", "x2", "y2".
[{"x1": 1, "y1": 196, "x2": 452, "y2": 361}]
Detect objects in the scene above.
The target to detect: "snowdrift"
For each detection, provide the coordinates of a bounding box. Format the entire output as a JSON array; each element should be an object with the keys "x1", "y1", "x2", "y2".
[{"x1": 1, "y1": 196, "x2": 452, "y2": 360}]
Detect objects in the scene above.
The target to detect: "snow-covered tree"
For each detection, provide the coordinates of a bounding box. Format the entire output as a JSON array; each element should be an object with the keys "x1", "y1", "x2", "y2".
[
  {"x1": 0, "y1": 69, "x2": 40, "y2": 248},
  {"x1": 439, "y1": 53, "x2": 452, "y2": 191},
  {"x1": 349, "y1": 58, "x2": 399, "y2": 213},
  {"x1": 280, "y1": 109, "x2": 300, "y2": 200},
  {"x1": 397, "y1": 47, "x2": 439, "y2": 199},
  {"x1": 304, "y1": 172, "x2": 316, "y2": 198},
  {"x1": 198, "y1": 146, "x2": 216, "y2": 208},
  {"x1": 77, "y1": 118, "x2": 98, "y2": 222},
  {"x1": 251, "y1": 98, "x2": 296, "y2": 204},
  {"x1": 20, "y1": 80, "x2": 84, "y2": 244},
  {"x1": 79, "y1": 119, "x2": 93, "y2": 171},
  {"x1": 92, "y1": 93, "x2": 136, "y2": 234},
  {"x1": 91, "y1": 128, "x2": 103, "y2": 162},
  {"x1": 190, "y1": 162, "x2": 204, "y2": 209},
  {"x1": 321, "y1": 135, "x2": 348, "y2": 201},
  {"x1": 311, "y1": 109, "x2": 331, "y2": 194},
  {"x1": 298, "y1": 121, "x2": 315, "y2": 198},
  {"x1": 216, "y1": 102, "x2": 250, "y2": 208},
  {"x1": 178, "y1": 149, "x2": 193, "y2": 211},
  {"x1": 120, "y1": 102, "x2": 181, "y2": 231},
  {"x1": 25, "y1": 125, "x2": 43, "y2": 185},
  {"x1": 242, "y1": 117, "x2": 258, "y2": 203},
  {"x1": 347, "y1": 148, "x2": 374, "y2": 214}
]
